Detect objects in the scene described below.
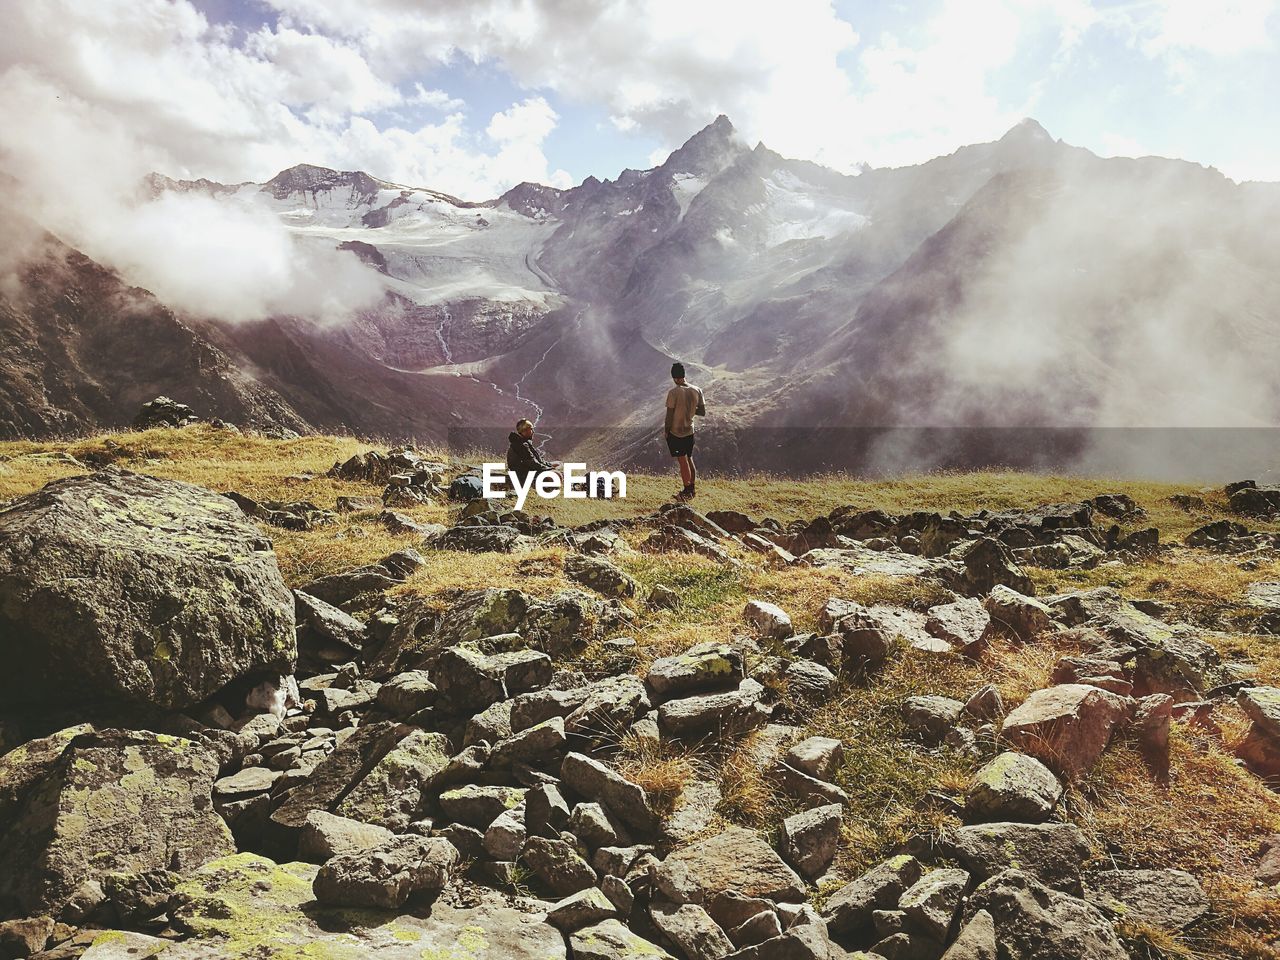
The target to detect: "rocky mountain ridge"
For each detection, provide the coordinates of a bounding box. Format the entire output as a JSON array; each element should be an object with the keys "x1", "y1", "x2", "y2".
[{"x1": 4, "y1": 117, "x2": 1280, "y2": 476}]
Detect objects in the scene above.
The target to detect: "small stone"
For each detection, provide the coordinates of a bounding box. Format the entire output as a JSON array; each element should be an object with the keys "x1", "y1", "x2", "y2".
[
  {"x1": 965, "y1": 752, "x2": 1063, "y2": 823},
  {"x1": 744, "y1": 600, "x2": 794, "y2": 640}
]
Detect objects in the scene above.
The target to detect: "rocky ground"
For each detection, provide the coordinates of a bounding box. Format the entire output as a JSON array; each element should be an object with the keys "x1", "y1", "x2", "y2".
[{"x1": 3, "y1": 425, "x2": 1280, "y2": 959}]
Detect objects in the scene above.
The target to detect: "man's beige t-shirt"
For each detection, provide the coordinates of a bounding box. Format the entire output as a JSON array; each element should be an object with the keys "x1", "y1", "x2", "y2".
[{"x1": 666, "y1": 383, "x2": 704, "y2": 438}]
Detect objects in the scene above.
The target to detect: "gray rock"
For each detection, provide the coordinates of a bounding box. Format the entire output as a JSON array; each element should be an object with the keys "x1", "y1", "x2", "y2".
[
  {"x1": 650, "y1": 901, "x2": 735, "y2": 960},
  {"x1": 438, "y1": 784, "x2": 526, "y2": 829},
  {"x1": 570, "y1": 802, "x2": 626, "y2": 848},
  {"x1": 375, "y1": 670, "x2": 437, "y2": 717},
  {"x1": 648, "y1": 641, "x2": 746, "y2": 699},
  {"x1": 728, "y1": 909, "x2": 782, "y2": 947},
  {"x1": 214, "y1": 765, "x2": 282, "y2": 798},
  {"x1": 782, "y1": 659, "x2": 838, "y2": 703},
  {"x1": 953, "y1": 537, "x2": 1034, "y2": 597},
  {"x1": 0, "y1": 469, "x2": 295, "y2": 709},
  {"x1": 483, "y1": 805, "x2": 527, "y2": 861},
  {"x1": 967, "y1": 869, "x2": 1126, "y2": 959},
  {"x1": 561, "y1": 752, "x2": 658, "y2": 834},
  {"x1": 965, "y1": 752, "x2": 1063, "y2": 823},
  {"x1": 654, "y1": 827, "x2": 806, "y2": 905},
  {"x1": 744, "y1": 600, "x2": 794, "y2": 640},
  {"x1": 666, "y1": 779, "x2": 722, "y2": 843},
  {"x1": 547, "y1": 886, "x2": 619, "y2": 932},
  {"x1": 1239, "y1": 686, "x2": 1280, "y2": 740},
  {"x1": 779, "y1": 804, "x2": 842, "y2": 880},
  {"x1": 564, "y1": 554, "x2": 638, "y2": 598},
  {"x1": 0, "y1": 728, "x2": 233, "y2": 917},
  {"x1": 433, "y1": 645, "x2": 553, "y2": 713},
  {"x1": 902, "y1": 696, "x2": 964, "y2": 744},
  {"x1": 571, "y1": 919, "x2": 676, "y2": 960},
  {"x1": 524, "y1": 836, "x2": 597, "y2": 895},
  {"x1": 525, "y1": 783, "x2": 573, "y2": 838},
  {"x1": 823, "y1": 856, "x2": 924, "y2": 934},
  {"x1": 940, "y1": 909, "x2": 996, "y2": 959},
  {"x1": 983, "y1": 585, "x2": 1054, "y2": 641},
  {"x1": 565, "y1": 675, "x2": 652, "y2": 741},
  {"x1": 899, "y1": 868, "x2": 969, "y2": 941},
  {"x1": 926, "y1": 598, "x2": 990, "y2": 653},
  {"x1": 298, "y1": 810, "x2": 395, "y2": 863},
  {"x1": 784, "y1": 737, "x2": 844, "y2": 781},
  {"x1": 315, "y1": 834, "x2": 459, "y2": 910},
  {"x1": 962, "y1": 684, "x2": 1004, "y2": 721},
  {"x1": 949, "y1": 822, "x2": 1091, "y2": 890},
  {"x1": 294, "y1": 589, "x2": 366, "y2": 650},
  {"x1": 490, "y1": 716, "x2": 567, "y2": 767},
  {"x1": 659, "y1": 679, "x2": 771, "y2": 738},
  {"x1": 1084, "y1": 868, "x2": 1209, "y2": 930}
]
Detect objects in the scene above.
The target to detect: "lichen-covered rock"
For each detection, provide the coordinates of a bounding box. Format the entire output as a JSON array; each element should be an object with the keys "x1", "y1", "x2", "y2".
[
  {"x1": 647, "y1": 641, "x2": 746, "y2": 699},
  {"x1": 170, "y1": 853, "x2": 566, "y2": 959},
  {"x1": 572, "y1": 918, "x2": 677, "y2": 960},
  {"x1": 898, "y1": 868, "x2": 969, "y2": 941},
  {"x1": 0, "y1": 469, "x2": 295, "y2": 709},
  {"x1": 370, "y1": 587, "x2": 614, "y2": 676},
  {"x1": 334, "y1": 729, "x2": 452, "y2": 830},
  {"x1": 822, "y1": 855, "x2": 923, "y2": 935},
  {"x1": 0, "y1": 728, "x2": 233, "y2": 918},
  {"x1": 965, "y1": 752, "x2": 1063, "y2": 823},
  {"x1": 564, "y1": 554, "x2": 638, "y2": 598}
]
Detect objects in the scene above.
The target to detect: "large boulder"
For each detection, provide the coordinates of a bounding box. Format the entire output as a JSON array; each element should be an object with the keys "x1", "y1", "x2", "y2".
[
  {"x1": 1000, "y1": 684, "x2": 1129, "y2": 780},
  {"x1": 0, "y1": 728, "x2": 234, "y2": 918},
  {"x1": 966, "y1": 869, "x2": 1127, "y2": 959},
  {"x1": 0, "y1": 469, "x2": 296, "y2": 709}
]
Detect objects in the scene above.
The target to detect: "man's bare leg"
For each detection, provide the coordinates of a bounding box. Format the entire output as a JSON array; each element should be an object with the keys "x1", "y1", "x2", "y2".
[{"x1": 677, "y1": 455, "x2": 693, "y2": 487}]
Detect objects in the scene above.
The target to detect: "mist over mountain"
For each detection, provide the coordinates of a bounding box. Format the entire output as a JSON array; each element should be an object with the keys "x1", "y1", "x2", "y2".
[{"x1": 3, "y1": 116, "x2": 1278, "y2": 477}]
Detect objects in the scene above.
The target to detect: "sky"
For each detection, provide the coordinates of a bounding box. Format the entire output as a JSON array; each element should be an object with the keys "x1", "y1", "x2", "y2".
[{"x1": 0, "y1": 0, "x2": 1277, "y2": 201}]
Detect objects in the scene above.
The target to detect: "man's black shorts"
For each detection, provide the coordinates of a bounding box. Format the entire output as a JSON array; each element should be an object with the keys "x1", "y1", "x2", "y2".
[{"x1": 666, "y1": 432, "x2": 695, "y2": 457}]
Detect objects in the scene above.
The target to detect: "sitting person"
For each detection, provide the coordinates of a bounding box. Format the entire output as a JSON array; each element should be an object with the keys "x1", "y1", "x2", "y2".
[{"x1": 506, "y1": 418, "x2": 557, "y2": 484}]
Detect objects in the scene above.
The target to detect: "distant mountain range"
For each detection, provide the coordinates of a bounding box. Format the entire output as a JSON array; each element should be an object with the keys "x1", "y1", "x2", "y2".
[{"x1": 4, "y1": 117, "x2": 1279, "y2": 475}]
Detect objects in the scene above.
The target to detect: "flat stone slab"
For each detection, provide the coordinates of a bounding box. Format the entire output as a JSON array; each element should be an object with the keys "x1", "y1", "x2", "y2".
[
  {"x1": 801, "y1": 546, "x2": 956, "y2": 581},
  {"x1": 1084, "y1": 868, "x2": 1209, "y2": 930},
  {"x1": 168, "y1": 853, "x2": 567, "y2": 959}
]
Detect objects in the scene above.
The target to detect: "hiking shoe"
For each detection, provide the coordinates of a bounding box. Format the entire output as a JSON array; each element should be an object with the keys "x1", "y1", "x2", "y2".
[{"x1": 677, "y1": 484, "x2": 695, "y2": 501}]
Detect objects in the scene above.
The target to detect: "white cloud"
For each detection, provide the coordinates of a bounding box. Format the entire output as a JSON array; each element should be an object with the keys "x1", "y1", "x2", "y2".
[
  {"x1": 1132, "y1": 0, "x2": 1277, "y2": 56},
  {"x1": 261, "y1": 0, "x2": 1097, "y2": 172},
  {"x1": 0, "y1": 0, "x2": 570, "y2": 196}
]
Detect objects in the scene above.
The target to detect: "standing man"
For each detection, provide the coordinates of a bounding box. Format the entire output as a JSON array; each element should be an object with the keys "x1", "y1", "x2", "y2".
[{"x1": 665, "y1": 362, "x2": 705, "y2": 501}]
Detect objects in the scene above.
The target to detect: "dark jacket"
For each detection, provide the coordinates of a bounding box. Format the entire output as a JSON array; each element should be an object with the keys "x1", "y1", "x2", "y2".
[{"x1": 506, "y1": 431, "x2": 551, "y2": 481}]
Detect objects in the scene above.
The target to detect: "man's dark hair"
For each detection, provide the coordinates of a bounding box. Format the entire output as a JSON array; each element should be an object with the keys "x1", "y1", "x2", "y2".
[{"x1": 671, "y1": 362, "x2": 685, "y2": 380}]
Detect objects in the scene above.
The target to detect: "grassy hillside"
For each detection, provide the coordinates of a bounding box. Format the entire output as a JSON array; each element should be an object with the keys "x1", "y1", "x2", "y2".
[{"x1": 4, "y1": 425, "x2": 1280, "y2": 957}]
